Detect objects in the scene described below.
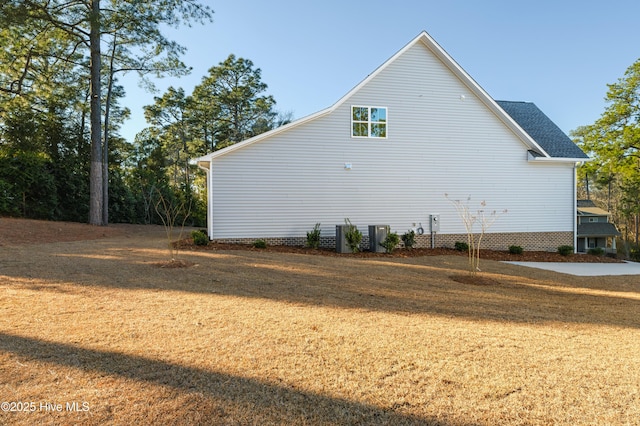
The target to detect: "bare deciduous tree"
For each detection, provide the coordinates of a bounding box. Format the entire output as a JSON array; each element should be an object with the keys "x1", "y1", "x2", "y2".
[
  {"x1": 446, "y1": 194, "x2": 507, "y2": 276},
  {"x1": 154, "y1": 190, "x2": 191, "y2": 263}
]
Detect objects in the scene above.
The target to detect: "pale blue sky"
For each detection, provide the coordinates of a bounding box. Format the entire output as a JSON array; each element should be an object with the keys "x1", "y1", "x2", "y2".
[{"x1": 119, "y1": 0, "x2": 640, "y2": 142}]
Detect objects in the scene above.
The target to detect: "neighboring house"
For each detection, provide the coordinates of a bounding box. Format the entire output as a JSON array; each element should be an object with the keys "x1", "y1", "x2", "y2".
[
  {"x1": 576, "y1": 200, "x2": 620, "y2": 253},
  {"x1": 193, "y1": 31, "x2": 589, "y2": 251}
]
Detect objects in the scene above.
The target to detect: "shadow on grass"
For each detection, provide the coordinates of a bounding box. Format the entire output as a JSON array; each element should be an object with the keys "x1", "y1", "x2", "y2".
[
  {"x1": 2, "y1": 241, "x2": 640, "y2": 329},
  {"x1": 0, "y1": 332, "x2": 453, "y2": 425}
]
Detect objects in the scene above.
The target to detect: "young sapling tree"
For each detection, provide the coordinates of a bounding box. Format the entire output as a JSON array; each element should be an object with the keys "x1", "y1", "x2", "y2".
[{"x1": 446, "y1": 194, "x2": 507, "y2": 276}]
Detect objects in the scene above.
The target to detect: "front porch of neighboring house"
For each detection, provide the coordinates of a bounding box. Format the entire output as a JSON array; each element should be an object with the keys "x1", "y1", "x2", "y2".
[{"x1": 577, "y1": 200, "x2": 621, "y2": 253}]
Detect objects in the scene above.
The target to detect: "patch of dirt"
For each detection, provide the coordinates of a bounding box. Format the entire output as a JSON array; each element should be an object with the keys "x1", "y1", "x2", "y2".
[
  {"x1": 450, "y1": 274, "x2": 502, "y2": 286},
  {"x1": 176, "y1": 240, "x2": 624, "y2": 263},
  {"x1": 152, "y1": 259, "x2": 197, "y2": 269}
]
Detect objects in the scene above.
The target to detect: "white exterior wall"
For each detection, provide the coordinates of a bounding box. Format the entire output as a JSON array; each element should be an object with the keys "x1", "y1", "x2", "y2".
[{"x1": 208, "y1": 42, "x2": 575, "y2": 239}]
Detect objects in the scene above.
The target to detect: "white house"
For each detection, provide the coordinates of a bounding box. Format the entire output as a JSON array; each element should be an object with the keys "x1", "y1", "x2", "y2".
[{"x1": 193, "y1": 31, "x2": 589, "y2": 251}]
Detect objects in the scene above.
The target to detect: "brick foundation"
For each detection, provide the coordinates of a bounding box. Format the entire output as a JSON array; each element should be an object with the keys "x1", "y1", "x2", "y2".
[
  {"x1": 430, "y1": 231, "x2": 573, "y2": 251},
  {"x1": 212, "y1": 231, "x2": 573, "y2": 252}
]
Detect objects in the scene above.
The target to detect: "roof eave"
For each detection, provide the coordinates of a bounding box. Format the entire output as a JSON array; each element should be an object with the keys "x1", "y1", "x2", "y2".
[
  {"x1": 527, "y1": 155, "x2": 591, "y2": 164},
  {"x1": 284, "y1": 30, "x2": 554, "y2": 158},
  {"x1": 190, "y1": 108, "x2": 333, "y2": 163},
  {"x1": 190, "y1": 30, "x2": 580, "y2": 165},
  {"x1": 189, "y1": 33, "x2": 431, "y2": 165},
  {"x1": 409, "y1": 32, "x2": 553, "y2": 157},
  {"x1": 577, "y1": 232, "x2": 621, "y2": 237}
]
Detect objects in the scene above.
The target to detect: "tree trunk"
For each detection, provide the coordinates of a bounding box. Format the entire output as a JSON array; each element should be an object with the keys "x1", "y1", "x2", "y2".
[
  {"x1": 102, "y1": 35, "x2": 118, "y2": 226},
  {"x1": 88, "y1": 0, "x2": 103, "y2": 225},
  {"x1": 585, "y1": 173, "x2": 590, "y2": 199},
  {"x1": 607, "y1": 175, "x2": 612, "y2": 212}
]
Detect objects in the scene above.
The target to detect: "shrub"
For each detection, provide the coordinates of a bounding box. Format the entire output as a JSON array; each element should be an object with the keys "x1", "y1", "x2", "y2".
[
  {"x1": 508, "y1": 245, "x2": 524, "y2": 255},
  {"x1": 401, "y1": 230, "x2": 416, "y2": 249},
  {"x1": 454, "y1": 241, "x2": 469, "y2": 252},
  {"x1": 344, "y1": 219, "x2": 362, "y2": 253},
  {"x1": 306, "y1": 223, "x2": 321, "y2": 249},
  {"x1": 380, "y1": 232, "x2": 400, "y2": 254},
  {"x1": 191, "y1": 229, "x2": 209, "y2": 246},
  {"x1": 253, "y1": 239, "x2": 267, "y2": 249},
  {"x1": 558, "y1": 245, "x2": 573, "y2": 256},
  {"x1": 588, "y1": 247, "x2": 605, "y2": 256}
]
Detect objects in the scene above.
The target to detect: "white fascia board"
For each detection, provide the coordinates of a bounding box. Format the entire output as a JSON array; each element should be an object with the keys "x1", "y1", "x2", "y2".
[
  {"x1": 193, "y1": 159, "x2": 210, "y2": 170},
  {"x1": 188, "y1": 40, "x2": 396, "y2": 165},
  {"x1": 528, "y1": 156, "x2": 591, "y2": 164},
  {"x1": 191, "y1": 108, "x2": 333, "y2": 163},
  {"x1": 409, "y1": 31, "x2": 552, "y2": 158},
  {"x1": 327, "y1": 34, "x2": 426, "y2": 111},
  {"x1": 190, "y1": 30, "x2": 556, "y2": 165},
  {"x1": 190, "y1": 155, "x2": 210, "y2": 166}
]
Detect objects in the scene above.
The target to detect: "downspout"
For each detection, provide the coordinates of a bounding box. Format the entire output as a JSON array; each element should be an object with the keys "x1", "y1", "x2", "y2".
[
  {"x1": 573, "y1": 162, "x2": 579, "y2": 253},
  {"x1": 196, "y1": 161, "x2": 213, "y2": 240}
]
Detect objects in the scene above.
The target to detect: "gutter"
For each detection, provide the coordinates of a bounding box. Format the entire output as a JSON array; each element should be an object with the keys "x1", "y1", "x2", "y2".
[
  {"x1": 573, "y1": 163, "x2": 578, "y2": 253},
  {"x1": 527, "y1": 155, "x2": 591, "y2": 164}
]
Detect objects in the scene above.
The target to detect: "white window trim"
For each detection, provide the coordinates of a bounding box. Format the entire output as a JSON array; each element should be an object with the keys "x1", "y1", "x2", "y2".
[{"x1": 351, "y1": 105, "x2": 388, "y2": 139}]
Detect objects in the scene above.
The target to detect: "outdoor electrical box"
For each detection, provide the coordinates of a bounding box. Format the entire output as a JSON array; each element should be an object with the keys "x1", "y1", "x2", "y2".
[
  {"x1": 336, "y1": 225, "x2": 350, "y2": 253},
  {"x1": 430, "y1": 214, "x2": 440, "y2": 233},
  {"x1": 368, "y1": 225, "x2": 389, "y2": 253}
]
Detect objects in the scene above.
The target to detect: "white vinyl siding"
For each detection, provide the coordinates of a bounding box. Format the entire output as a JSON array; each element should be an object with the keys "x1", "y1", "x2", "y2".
[{"x1": 208, "y1": 41, "x2": 575, "y2": 239}]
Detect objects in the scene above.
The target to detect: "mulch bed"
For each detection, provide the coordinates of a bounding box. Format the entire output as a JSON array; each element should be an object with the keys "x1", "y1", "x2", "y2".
[
  {"x1": 176, "y1": 240, "x2": 624, "y2": 263},
  {"x1": 0, "y1": 217, "x2": 622, "y2": 264}
]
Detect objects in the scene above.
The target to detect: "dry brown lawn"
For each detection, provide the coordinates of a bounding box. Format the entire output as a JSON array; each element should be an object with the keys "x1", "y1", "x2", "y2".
[{"x1": 0, "y1": 218, "x2": 639, "y2": 425}]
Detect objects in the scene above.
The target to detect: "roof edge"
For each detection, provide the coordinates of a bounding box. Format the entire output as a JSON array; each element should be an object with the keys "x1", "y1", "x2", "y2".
[
  {"x1": 413, "y1": 33, "x2": 553, "y2": 157},
  {"x1": 191, "y1": 33, "x2": 434, "y2": 163},
  {"x1": 191, "y1": 107, "x2": 333, "y2": 163},
  {"x1": 331, "y1": 31, "x2": 553, "y2": 157},
  {"x1": 527, "y1": 155, "x2": 591, "y2": 164},
  {"x1": 192, "y1": 30, "x2": 563, "y2": 163}
]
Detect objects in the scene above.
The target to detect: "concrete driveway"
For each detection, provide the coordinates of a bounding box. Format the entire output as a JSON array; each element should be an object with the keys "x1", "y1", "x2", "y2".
[{"x1": 504, "y1": 261, "x2": 640, "y2": 276}]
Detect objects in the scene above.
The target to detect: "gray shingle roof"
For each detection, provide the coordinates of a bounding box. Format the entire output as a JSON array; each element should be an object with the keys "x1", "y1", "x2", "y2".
[
  {"x1": 577, "y1": 199, "x2": 597, "y2": 208},
  {"x1": 496, "y1": 101, "x2": 589, "y2": 159},
  {"x1": 577, "y1": 222, "x2": 621, "y2": 237}
]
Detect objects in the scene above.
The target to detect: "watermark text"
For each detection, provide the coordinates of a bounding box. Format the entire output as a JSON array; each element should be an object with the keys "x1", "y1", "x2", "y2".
[{"x1": 1, "y1": 401, "x2": 89, "y2": 413}]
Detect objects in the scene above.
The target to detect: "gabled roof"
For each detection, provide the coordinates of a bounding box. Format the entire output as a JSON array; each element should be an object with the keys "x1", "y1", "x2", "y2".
[
  {"x1": 496, "y1": 101, "x2": 589, "y2": 160},
  {"x1": 577, "y1": 199, "x2": 611, "y2": 216},
  {"x1": 578, "y1": 206, "x2": 612, "y2": 216},
  {"x1": 194, "y1": 31, "x2": 588, "y2": 166}
]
